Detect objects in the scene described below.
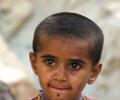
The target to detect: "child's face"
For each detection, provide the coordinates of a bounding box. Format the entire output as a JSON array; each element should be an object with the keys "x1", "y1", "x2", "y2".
[{"x1": 30, "y1": 34, "x2": 101, "y2": 100}]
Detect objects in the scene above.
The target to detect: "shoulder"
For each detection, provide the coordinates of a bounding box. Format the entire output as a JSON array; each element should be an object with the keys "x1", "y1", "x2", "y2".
[
  {"x1": 29, "y1": 90, "x2": 44, "y2": 100},
  {"x1": 83, "y1": 96, "x2": 97, "y2": 100},
  {"x1": 28, "y1": 95, "x2": 41, "y2": 100}
]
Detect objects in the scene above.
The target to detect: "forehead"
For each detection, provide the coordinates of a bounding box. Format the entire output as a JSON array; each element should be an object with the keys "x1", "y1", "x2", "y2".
[{"x1": 37, "y1": 34, "x2": 92, "y2": 57}]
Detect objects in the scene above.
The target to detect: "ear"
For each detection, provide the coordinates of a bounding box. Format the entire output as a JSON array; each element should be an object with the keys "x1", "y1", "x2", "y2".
[
  {"x1": 29, "y1": 52, "x2": 39, "y2": 76},
  {"x1": 87, "y1": 63, "x2": 102, "y2": 85}
]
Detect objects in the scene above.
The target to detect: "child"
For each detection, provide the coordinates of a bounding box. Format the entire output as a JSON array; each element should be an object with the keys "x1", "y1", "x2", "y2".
[{"x1": 29, "y1": 12, "x2": 104, "y2": 100}]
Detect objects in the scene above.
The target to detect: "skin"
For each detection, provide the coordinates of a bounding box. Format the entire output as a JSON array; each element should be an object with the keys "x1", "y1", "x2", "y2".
[{"x1": 29, "y1": 34, "x2": 102, "y2": 100}]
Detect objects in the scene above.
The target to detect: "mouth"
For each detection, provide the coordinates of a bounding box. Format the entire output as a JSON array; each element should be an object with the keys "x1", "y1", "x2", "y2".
[{"x1": 48, "y1": 83, "x2": 72, "y2": 91}]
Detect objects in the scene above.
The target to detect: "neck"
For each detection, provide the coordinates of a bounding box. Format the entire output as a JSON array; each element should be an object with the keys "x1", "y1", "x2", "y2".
[
  {"x1": 41, "y1": 95, "x2": 83, "y2": 100},
  {"x1": 39, "y1": 90, "x2": 83, "y2": 100}
]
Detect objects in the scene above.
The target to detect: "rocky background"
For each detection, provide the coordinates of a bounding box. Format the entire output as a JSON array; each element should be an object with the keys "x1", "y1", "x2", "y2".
[{"x1": 0, "y1": 0, "x2": 120, "y2": 100}]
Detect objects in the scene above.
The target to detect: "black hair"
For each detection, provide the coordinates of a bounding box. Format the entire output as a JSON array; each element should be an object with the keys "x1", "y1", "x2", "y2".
[{"x1": 33, "y1": 12, "x2": 104, "y2": 65}]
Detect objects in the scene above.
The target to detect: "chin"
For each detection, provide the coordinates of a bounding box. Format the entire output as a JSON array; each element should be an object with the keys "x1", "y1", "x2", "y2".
[{"x1": 46, "y1": 93, "x2": 74, "y2": 100}]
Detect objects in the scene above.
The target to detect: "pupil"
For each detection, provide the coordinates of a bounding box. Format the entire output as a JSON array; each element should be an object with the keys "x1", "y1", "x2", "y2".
[
  {"x1": 48, "y1": 59, "x2": 53, "y2": 64},
  {"x1": 72, "y1": 63, "x2": 77, "y2": 68}
]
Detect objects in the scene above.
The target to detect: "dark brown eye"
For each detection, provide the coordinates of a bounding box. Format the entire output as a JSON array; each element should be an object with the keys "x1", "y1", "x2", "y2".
[
  {"x1": 43, "y1": 58, "x2": 55, "y2": 66},
  {"x1": 70, "y1": 62, "x2": 81, "y2": 70}
]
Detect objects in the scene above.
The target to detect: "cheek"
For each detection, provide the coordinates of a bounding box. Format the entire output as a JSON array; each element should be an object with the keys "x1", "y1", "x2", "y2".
[
  {"x1": 37, "y1": 66, "x2": 50, "y2": 87},
  {"x1": 36, "y1": 60, "x2": 54, "y2": 89},
  {"x1": 70, "y1": 72, "x2": 90, "y2": 93},
  {"x1": 37, "y1": 66, "x2": 57, "y2": 91}
]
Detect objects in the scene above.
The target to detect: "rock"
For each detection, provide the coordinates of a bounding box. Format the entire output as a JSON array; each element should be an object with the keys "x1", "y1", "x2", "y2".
[
  {"x1": 0, "y1": 36, "x2": 37, "y2": 99},
  {"x1": 0, "y1": 0, "x2": 34, "y2": 40},
  {"x1": 0, "y1": 81, "x2": 15, "y2": 100}
]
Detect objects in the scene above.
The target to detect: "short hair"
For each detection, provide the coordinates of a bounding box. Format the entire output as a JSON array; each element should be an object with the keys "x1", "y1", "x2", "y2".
[{"x1": 33, "y1": 12, "x2": 104, "y2": 65}]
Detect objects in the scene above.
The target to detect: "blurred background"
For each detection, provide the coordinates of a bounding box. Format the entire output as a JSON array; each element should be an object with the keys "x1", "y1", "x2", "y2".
[{"x1": 0, "y1": 0, "x2": 120, "y2": 100}]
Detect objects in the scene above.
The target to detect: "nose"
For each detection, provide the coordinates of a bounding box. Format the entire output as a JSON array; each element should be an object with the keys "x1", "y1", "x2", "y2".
[{"x1": 53, "y1": 65, "x2": 68, "y2": 82}]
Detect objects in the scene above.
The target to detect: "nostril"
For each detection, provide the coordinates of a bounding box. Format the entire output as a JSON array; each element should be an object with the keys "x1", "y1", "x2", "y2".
[{"x1": 54, "y1": 78, "x2": 57, "y2": 81}]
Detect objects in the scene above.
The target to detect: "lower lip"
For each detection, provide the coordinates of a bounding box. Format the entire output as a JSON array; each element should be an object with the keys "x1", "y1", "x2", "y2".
[
  {"x1": 52, "y1": 88, "x2": 70, "y2": 93},
  {"x1": 49, "y1": 85, "x2": 71, "y2": 92},
  {"x1": 48, "y1": 83, "x2": 71, "y2": 92}
]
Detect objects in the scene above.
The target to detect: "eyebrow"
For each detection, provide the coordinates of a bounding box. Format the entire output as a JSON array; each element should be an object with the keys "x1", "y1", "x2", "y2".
[
  {"x1": 40, "y1": 54, "x2": 56, "y2": 59},
  {"x1": 69, "y1": 59, "x2": 86, "y2": 65}
]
